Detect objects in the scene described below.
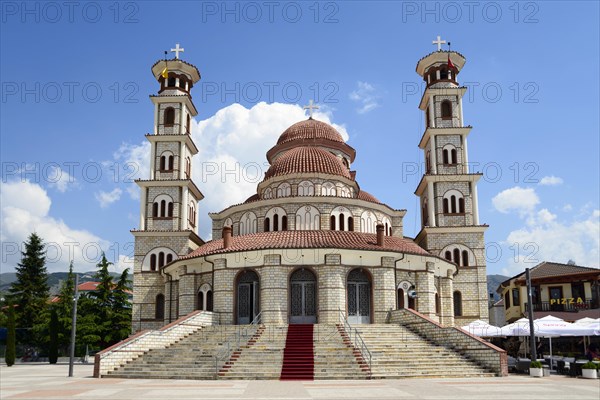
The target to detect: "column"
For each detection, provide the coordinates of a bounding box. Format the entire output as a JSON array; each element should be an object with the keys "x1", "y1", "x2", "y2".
[
  {"x1": 150, "y1": 142, "x2": 156, "y2": 179},
  {"x1": 416, "y1": 262, "x2": 436, "y2": 318},
  {"x1": 179, "y1": 104, "x2": 185, "y2": 135},
  {"x1": 178, "y1": 267, "x2": 196, "y2": 317},
  {"x1": 458, "y1": 96, "x2": 464, "y2": 127},
  {"x1": 260, "y1": 255, "x2": 286, "y2": 324},
  {"x1": 427, "y1": 181, "x2": 436, "y2": 227},
  {"x1": 139, "y1": 187, "x2": 147, "y2": 230},
  {"x1": 179, "y1": 141, "x2": 186, "y2": 179},
  {"x1": 428, "y1": 95, "x2": 436, "y2": 128},
  {"x1": 212, "y1": 258, "x2": 235, "y2": 324},
  {"x1": 463, "y1": 135, "x2": 469, "y2": 174},
  {"x1": 471, "y1": 182, "x2": 480, "y2": 225},
  {"x1": 439, "y1": 269, "x2": 454, "y2": 326},
  {"x1": 430, "y1": 134, "x2": 437, "y2": 174},
  {"x1": 153, "y1": 103, "x2": 159, "y2": 135},
  {"x1": 181, "y1": 186, "x2": 189, "y2": 230}
]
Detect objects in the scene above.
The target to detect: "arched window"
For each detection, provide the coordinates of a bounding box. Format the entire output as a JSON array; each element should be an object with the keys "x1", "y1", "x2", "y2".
[
  {"x1": 426, "y1": 150, "x2": 431, "y2": 173},
  {"x1": 295, "y1": 205, "x2": 320, "y2": 230},
  {"x1": 160, "y1": 156, "x2": 166, "y2": 171},
  {"x1": 443, "y1": 198, "x2": 449, "y2": 214},
  {"x1": 360, "y1": 211, "x2": 376, "y2": 233},
  {"x1": 206, "y1": 291, "x2": 213, "y2": 311},
  {"x1": 450, "y1": 195, "x2": 457, "y2": 213},
  {"x1": 273, "y1": 214, "x2": 279, "y2": 231},
  {"x1": 263, "y1": 188, "x2": 273, "y2": 199},
  {"x1": 282, "y1": 216, "x2": 288, "y2": 231},
  {"x1": 430, "y1": 72, "x2": 436, "y2": 83},
  {"x1": 277, "y1": 183, "x2": 291, "y2": 198},
  {"x1": 453, "y1": 291, "x2": 463, "y2": 316},
  {"x1": 435, "y1": 293, "x2": 440, "y2": 314},
  {"x1": 443, "y1": 149, "x2": 449, "y2": 165},
  {"x1": 462, "y1": 250, "x2": 469, "y2": 267},
  {"x1": 158, "y1": 252, "x2": 165, "y2": 268},
  {"x1": 167, "y1": 75, "x2": 176, "y2": 87},
  {"x1": 440, "y1": 69, "x2": 448, "y2": 80},
  {"x1": 164, "y1": 107, "x2": 175, "y2": 126},
  {"x1": 397, "y1": 288, "x2": 405, "y2": 309},
  {"x1": 155, "y1": 294, "x2": 165, "y2": 320},
  {"x1": 160, "y1": 200, "x2": 166, "y2": 217},
  {"x1": 443, "y1": 190, "x2": 464, "y2": 215},
  {"x1": 321, "y1": 182, "x2": 336, "y2": 196},
  {"x1": 442, "y1": 145, "x2": 456, "y2": 165},
  {"x1": 143, "y1": 247, "x2": 176, "y2": 272},
  {"x1": 348, "y1": 217, "x2": 354, "y2": 231},
  {"x1": 297, "y1": 181, "x2": 314, "y2": 196},
  {"x1": 189, "y1": 202, "x2": 196, "y2": 227},
  {"x1": 451, "y1": 148, "x2": 457, "y2": 164},
  {"x1": 381, "y1": 217, "x2": 392, "y2": 236},
  {"x1": 197, "y1": 284, "x2": 213, "y2": 311},
  {"x1": 330, "y1": 215, "x2": 336, "y2": 230},
  {"x1": 152, "y1": 202, "x2": 158, "y2": 217},
  {"x1": 339, "y1": 214, "x2": 345, "y2": 231},
  {"x1": 197, "y1": 291, "x2": 204, "y2": 310},
  {"x1": 166, "y1": 253, "x2": 173, "y2": 264},
  {"x1": 445, "y1": 251, "x2": 452, "y2": 261},
  {"x1": 458, "y1": 197, "x2": 465, "y2": 213},
  {"x1": 265, "y1": 208, "x2": 286, "y2": 232},
  {"x1": 264, "y1": 217, "x2": 270, "y2": 232},
  {"x1": 331, "y1": 207, "x2": 351, "y2": 231},
  {"x1": 239, "y1": 212, "x2": 257, "y2": 235},
  {"x1": 185, "y1": 157, "x2": 191, "y2": 178},
  {"x1": 186, "y1": 114, "x2": 191, "y2": 134},
  {"x1": 168, "y1": 155, "x2": 174, "y2": 171},
  {"x1": 150, "y1": 254, "x2": 157, "y2": 271},
  {"x1": 453, "y1": 248, "x2": 460, "y2": 265},
  {"x1": 179, "y1": 76, "x2": 186, "y2": 89},
  {"x1": 441, "y1": 101, "x2": 452, "y2": 119},
  {"x1": 167, "y1": 202, "x2": 173, "y2": 217}
]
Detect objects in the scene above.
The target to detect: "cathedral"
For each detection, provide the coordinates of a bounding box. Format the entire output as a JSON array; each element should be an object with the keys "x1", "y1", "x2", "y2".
[{"x1": 131, "y1": 41, "x2": 489, "y2": 332}]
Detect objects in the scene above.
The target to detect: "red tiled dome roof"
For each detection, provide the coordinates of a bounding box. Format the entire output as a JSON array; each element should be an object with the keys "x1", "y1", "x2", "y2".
[
  {"x1": 357, "y1": 190, "x2": 381, "y2": 204},
  {"x1": 265, "y1": 146, "x2": 351, "y2": 180},
  {"x1": 181, "y1": 231, "x2": 431, "y2": 259},
  {"x1": 277, "y1": 119, "x2": 345, "y2": 145}
]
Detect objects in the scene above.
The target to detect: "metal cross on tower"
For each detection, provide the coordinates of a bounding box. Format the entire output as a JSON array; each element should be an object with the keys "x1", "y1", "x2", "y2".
[
  {"x1": 432, "y1": 35, "x2": 446, "y2": 51},
  {"x1": 171, "y1": 43, "x2": 185, "y2": 59},
  {"x1": 303, "y1": 100, "x2": 319, "y2": 118}
]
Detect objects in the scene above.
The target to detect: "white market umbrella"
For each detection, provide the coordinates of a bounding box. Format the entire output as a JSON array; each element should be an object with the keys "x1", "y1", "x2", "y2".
[{"x1": 461, "y1": 320, "x2": 503, "y2": 337}]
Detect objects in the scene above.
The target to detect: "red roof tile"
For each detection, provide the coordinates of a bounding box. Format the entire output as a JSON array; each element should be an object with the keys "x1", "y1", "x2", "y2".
[
  {"x1": 181, "y1": 230, "x2": 430, "y2": 260},
  {"x1": 277, "y1": 118, "x2": 344, "y2": 145},
  {"x1": 357, "y1": 190, "x2": 381, "y2": 204},
  {"x1": 264, "y1": 146, "x2": 351, "y2": 180}
]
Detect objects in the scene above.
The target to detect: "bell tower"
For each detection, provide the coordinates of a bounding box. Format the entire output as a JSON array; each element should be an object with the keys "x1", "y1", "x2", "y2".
[
  {"x1": 131, "y1": 44, "x2": 205, "y2": 331},
  {"x1": 414, "y1": 36, "x2": 489, "y2": 324}
]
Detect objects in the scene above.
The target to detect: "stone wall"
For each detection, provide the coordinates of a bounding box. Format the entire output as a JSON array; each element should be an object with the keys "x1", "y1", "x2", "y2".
[{"x1": 388, "y1": 308, "x2": 507, "y2": 376}]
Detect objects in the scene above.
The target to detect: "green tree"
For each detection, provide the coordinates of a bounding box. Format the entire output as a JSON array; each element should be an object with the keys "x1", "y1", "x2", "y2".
[
  {"x1": 111, "y1": 269, "x2": 132, "y2": 342},
  {"x1": 48, "y1": 308, "x2": 59, "y2": 364},
  {"x1": 6, "y1": 305, "x2": 16, "y2": 366},
  {"x1": 9, "y1": 233, "x2": 49, "y2": 345},
  {"x1": 87, "y1": 253, "x2": 115, "y2": 348},
  {"x1": 56, "y1": 262, "x2": 76, "y2": 351}
]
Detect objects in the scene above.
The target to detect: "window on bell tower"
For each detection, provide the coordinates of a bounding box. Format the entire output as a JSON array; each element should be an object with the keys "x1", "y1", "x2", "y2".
[
  {"x1": 164, "y1": 107, "x2": 175, "y2": 126},
  {"x1": 441, "y1": 101, "x2": 452, "y2": 119}
]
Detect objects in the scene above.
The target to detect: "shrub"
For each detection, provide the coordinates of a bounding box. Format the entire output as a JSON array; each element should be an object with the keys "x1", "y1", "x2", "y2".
[
  {"x1": 530, "y1": 361, "x2": 543, "y2": 369},
  {"x1": 581, "y1": 362, "x2": 598, "y2": 370}
]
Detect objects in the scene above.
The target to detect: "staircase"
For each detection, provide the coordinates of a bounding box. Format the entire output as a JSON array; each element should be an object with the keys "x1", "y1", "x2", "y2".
[
  {"x1": 280, "y1": 324, "x2": 314, "y2": 380},
  {"x1": 219, "y1": 325, "x2": 288, "y2": 379},
  {"x1": 313, "y1": 324, "x2": 370, "y2": 379},
  {"x1": 104, "y1": 325, "x2": 247, "y2": 380},
  {"x1": 355, "y1": 324, "x2": 495, "y2": 378}
]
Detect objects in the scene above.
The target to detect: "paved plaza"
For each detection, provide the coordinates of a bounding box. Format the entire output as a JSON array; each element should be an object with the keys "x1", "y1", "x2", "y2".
[{"x1": 1, "y1": 363, "x2": 599, "y2": 400}]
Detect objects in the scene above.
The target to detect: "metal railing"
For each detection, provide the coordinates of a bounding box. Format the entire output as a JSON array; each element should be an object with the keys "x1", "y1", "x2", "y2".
[
  {"x1": 338, "y1": 309, "x2": 372, "y2": 378},
  {"x1": 525, "y1": 300, "x2": 597, "y2": 312},
  {"x1": 213, "y1": 312, "x2": 262, "y2": 378}
]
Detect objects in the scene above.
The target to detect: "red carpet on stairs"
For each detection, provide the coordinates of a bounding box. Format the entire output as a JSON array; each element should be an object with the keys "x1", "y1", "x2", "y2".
[{"x1": 280, "y1": 324, "x2": 314, "y2": 380}]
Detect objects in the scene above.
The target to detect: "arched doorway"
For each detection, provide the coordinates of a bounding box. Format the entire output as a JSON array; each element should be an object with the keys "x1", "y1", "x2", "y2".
[
  {"x1": 236, "y1": 270, "x2": 260, "y2": 324},
  {"x1": 289, "y1": 268, "x2": 317, "y2": 324},
  {"x1": 347, "y1": 269, "x2": 371, "y2": 324}
]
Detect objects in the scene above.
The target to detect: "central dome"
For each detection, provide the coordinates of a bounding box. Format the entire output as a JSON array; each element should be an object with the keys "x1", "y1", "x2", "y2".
[
  {"x1": 264, "y1": 146, "x2": 351, "y2": 180},
  {"x1": 277, "y1": 119, "x2": 345, "y2": 145}
]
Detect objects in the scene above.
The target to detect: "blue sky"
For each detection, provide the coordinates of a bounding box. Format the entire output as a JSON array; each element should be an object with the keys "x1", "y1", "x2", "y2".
[{"x1": 1, "y1": 1, "x2": 598, "y2": 276}]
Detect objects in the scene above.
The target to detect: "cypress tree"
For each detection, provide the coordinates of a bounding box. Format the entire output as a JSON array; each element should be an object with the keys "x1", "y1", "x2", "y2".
[{"x1": 6, "y1": 305, "x2": 16, "y2": 366}]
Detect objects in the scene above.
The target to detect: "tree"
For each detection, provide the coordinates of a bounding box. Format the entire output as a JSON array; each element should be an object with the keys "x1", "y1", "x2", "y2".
[
  {"x1": 48, "y1": 308, "x2": 59, "y2": 364},
  {"x1": 111, "y1": 269, "x2": 132, "y2": 342},
  {"x1": 6, "y1": 305, "x2": 16, "y2": 366},
  {"x1": 9, "y1": 233, "x2": 49, "y2": 345},
  {"x1": 56, "y1": 262, "x2": 76, "y2": 351}
]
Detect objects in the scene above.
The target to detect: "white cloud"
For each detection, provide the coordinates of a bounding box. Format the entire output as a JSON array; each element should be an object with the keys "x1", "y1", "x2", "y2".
[
  {"x1": 0, "y1": 180, "x2": 116, "y2": 273},
  {"x1": 46, "y1": 165, "x2": 77, "y2": 192},
  {"x1": 539, "y1": 176, "x2": 564, "y2": 186},
  {"x1": 349, "y1": 81, "x2": 380, "y2": 114},
  {"x1": 114, "y1": 102, "x2": 349, "y2": 239},
  {"x1": 492, "y1": 186, "x2": 540, "y2": 215},
  {"x1": 501, "y1": 208, "x2": 600, "y2": 276},
  {"x1": 112, "y1": 141, "x2": 151, "y2": 200},
  {"x1": 95, "y1": 188, "x2": 123, "y2": 208}
]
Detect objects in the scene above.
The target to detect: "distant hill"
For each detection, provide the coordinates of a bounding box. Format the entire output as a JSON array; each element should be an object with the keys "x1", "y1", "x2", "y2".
[
  {"x1": 0, "y1": 271, "x2": 121, "y2": 295},
  {"x1": 487, "y1": 274, "x2": 510, "y2": 301}
]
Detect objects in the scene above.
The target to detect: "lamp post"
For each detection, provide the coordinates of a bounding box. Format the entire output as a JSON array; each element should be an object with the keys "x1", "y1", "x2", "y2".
[
  {"x1": 526, "y1": 268, "x2": 537, "y2": 361},
  {"x1": 68, "y1": 274, "x2": 79, "y2": 377}
]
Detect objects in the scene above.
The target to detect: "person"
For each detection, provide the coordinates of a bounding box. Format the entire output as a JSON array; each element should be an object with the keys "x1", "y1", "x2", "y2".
[{"x1": 586, "y1": 344, "x2": 599, "y2": 361}]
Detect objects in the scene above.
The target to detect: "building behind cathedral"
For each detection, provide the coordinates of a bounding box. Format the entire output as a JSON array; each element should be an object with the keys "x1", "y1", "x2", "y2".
[{"x1": 131, "y1": 44, "x2": 489, "y2": 332}]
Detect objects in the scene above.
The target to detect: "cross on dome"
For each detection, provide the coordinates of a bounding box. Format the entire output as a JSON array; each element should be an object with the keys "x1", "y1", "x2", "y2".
[
  {"x1": 170, "y1": 43, "x2": 185, "y2": 59},
  {"x1": 303, "y1": 100, "x2": 319, "y2": 119},
  {"x1": 432, "y1": 35, "x2": 446, "y2": 51}
]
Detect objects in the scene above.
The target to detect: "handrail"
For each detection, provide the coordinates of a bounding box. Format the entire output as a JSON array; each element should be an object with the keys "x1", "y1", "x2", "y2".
[
  {"x1": 338, "y1": 309, "x2": 372, "y2": 378},
  {"x1": 213, "y1": 312, "x2": 263, "y2": 378}
]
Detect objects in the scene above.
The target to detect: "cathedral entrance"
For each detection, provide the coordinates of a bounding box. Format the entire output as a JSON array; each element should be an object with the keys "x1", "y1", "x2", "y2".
[
  {"x1": 289, "y1": 268, "x2": 317, "y2": 324},
  {"x1": 237, "y1": 270, "x2": 260, "y2": 324},
  {"x1": 347, "y1": 269, "x2": 371, "y2": 324}
]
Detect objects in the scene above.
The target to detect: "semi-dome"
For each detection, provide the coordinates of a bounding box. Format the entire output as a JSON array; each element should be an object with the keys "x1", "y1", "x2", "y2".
[
  {"x1": 264, "y1": 146, "x2": 351, "y2": 180},
  {"x1": 277, "y1": 119, "x2": 345, "y2": 145}
]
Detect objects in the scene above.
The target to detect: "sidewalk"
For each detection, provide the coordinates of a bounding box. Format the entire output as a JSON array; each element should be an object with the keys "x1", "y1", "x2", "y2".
[{"x1": 1, "y1": 363, "x2": 599, "y2": 400}]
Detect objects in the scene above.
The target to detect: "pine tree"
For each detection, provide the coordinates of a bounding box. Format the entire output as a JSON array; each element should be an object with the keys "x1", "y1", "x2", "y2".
[
  {"x1": 111, "y1": 268, "x2": 132, "y2": 342},
  {"x1": 87, "y1": 253, "x2": 115, "y2": 348},
  {"x1": 48, "y1": 308, "x2": 59, "y2": 364},
  {"x1": 9, "y1": 233, "x2": 49, "y2": 345},
  {"x1": 6, "y1": 305, "x2": 16, "y2": 366},
  {"x1": 56, "y1": 262, "x2": 76, "y2": 350}
]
